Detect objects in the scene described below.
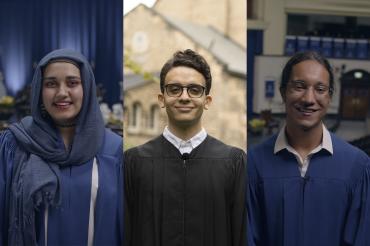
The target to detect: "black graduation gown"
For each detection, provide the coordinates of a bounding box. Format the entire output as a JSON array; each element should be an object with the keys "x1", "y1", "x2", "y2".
[{"x1": 124, "y1": 135, "x2": 246, "y2": 246}]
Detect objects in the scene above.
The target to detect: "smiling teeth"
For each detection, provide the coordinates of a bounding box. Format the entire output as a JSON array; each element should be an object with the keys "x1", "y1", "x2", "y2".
[
  {"x1": 297, "y1": 107, "x2": 316, "y2": 113},
  {"x1": 55, "y1": 102, "x2": 71, "y2": 106}
]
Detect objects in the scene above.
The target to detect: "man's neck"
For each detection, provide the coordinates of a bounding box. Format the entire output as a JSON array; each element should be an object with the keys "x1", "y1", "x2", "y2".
[
  {"x1": 168, "y1": 122, "x2": 202, "y2": 141},
  {"x1": 285, "y1": 123, "x2": 323, "y2": 158}
]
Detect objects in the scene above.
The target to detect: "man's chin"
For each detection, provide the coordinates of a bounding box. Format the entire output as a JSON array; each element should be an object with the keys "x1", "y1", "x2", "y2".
[
  {"x1": 170, "y1": 116, "x2": 201, "y2": 127},
  {"x1": 298, "y1": 120, "x2": 322, "y2": 132}
]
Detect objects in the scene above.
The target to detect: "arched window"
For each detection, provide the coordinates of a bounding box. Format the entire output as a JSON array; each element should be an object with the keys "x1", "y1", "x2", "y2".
[
  {"x1": 131, "y1": 102, "x2": 142, "y2": 129},
  {"x1": 149, "y1": 105, "x2": 160, "y2": 130},
  {"x1": 123, "y1": 106, "x2": 128, "y2": 127}
]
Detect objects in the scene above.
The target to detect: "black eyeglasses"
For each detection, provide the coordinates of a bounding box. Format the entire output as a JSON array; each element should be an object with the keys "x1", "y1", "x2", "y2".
[
  {"x1": 288, "y1": 80, "x2": 332, "y2": 96},
  {"x1": 164, "y1": 84, "x2": 206, "y2": 98}
]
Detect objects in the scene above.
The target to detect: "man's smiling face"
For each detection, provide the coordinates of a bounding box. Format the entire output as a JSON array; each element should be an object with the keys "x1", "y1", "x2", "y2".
[{"x1": 284, "y1": 60, "x2": 331, "y2": 132}]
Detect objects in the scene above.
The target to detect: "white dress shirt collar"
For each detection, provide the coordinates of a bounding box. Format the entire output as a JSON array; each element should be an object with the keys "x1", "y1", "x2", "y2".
[
  {"x1": 274, "y1": 123, "x2": 333, "y2": 155},
  {"x1": 163, "y1": 126, "x2": 207, "y2": 154}
]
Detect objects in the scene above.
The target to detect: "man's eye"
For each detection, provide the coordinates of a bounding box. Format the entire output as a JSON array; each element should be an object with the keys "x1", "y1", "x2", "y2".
[
  {"x1": 315, "y1": 86, "x2": 327, "y2": 93},
  {"x1": 189, "y1": 87, "x2": 201, "y2": 94},
  {"x1": 293, "y1": 82, "x2": 305, "y2": 90},
  {"x1": 169, "y1": 86, "x2": 181, "y2": 93}
]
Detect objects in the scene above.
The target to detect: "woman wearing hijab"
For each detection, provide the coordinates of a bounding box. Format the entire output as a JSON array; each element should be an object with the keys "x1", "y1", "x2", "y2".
[{"x1": 0, "y1": 49, "x2": 123, "y2": 245}]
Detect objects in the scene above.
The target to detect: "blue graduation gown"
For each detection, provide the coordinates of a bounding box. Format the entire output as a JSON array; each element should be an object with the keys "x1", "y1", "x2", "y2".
[
  {"x1": 0, "y1": 129, "x2": 123, "y2": 245},
  {"x1": 247, "y1": 133, "x2": 370, "y2": 246}
]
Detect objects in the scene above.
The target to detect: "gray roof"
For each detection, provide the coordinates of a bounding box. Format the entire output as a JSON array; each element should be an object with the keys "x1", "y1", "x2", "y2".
[
  {"x1": 161, "y1": 15, "x2": 246, "y2": 76},
  {"x1": 124, "y1": 72, "x2": 160, "y2": 91}
]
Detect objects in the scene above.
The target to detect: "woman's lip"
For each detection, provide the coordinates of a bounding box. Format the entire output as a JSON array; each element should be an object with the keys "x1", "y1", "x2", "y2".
[
  {"x1": 53, "y1": 102, "x2": 72, "y2": 109},
  {"x1": 54, "y1": 102, "x2": 72, "y2": 105}
]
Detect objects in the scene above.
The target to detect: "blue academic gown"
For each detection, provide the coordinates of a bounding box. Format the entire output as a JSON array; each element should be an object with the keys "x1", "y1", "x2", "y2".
[
  {"x1": 0, "y1": 129, "x2": 123, "y2": 245},
  {"x1": 247, "y1": 133, "x2": 370, "y2": 246}
]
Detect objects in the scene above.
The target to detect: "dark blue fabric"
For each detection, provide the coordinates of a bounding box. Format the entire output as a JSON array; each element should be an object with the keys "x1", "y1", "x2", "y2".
[
  {"x1": 247, "y1": 133, "x2": 370, "y2": 246},
  {"x1": 0, "y1": 0, "x2": 122, "y2": 105},
  {"x1": 0, "y1": 1, "x2": 34, "y2": 96},
  {"x1": 247, "y1": 30, "x2": 263, "y2": 118},
  {"x1": 0, "y1": 129, "x2": 123, "y2": 245}
]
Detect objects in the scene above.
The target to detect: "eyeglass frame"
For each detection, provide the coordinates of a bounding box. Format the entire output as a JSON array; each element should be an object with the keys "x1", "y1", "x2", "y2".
[
  {"x1": 287, "y1": 80, "x2": 333, "y2": 96},
  {"x1": 163, "y1": 83, "x2": 207, "y2": 98}
]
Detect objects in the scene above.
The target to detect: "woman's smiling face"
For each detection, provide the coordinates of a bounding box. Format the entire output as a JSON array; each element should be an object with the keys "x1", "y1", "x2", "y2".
[{"x1": 42, "y1": 62, "x2": 83, "y2": 125}]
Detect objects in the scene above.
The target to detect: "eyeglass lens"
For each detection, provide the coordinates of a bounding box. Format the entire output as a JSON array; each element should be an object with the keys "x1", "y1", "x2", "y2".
[{"x1": 165, "y1": 84, "x2": 205, "y2": 98}]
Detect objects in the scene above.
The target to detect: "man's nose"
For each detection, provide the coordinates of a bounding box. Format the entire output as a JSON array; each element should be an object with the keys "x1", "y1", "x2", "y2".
[
  {"x1": 179, "y1": 88, "x2": 191, "y2": 100},
  {"x1": 302, "y1": 86, "x2": 316, "y2": 103}
]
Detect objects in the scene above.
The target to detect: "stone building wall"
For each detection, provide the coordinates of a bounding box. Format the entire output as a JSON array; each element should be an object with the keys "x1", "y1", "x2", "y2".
[
  {"x1": 153, "y1": 0, "x2": 246, "y2": 47},
  {"x1": 124, "y1": 4, "x2": 246, "y2": 150}
]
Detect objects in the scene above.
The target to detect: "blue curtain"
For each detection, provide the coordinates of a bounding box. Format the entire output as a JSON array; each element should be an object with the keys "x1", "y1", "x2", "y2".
[
  {"x1": 0, "y1": 0, "x2": 122, "y2": 105},
  {"x1": 247, "y1": 30, "x2": 263, "y2": 117}
]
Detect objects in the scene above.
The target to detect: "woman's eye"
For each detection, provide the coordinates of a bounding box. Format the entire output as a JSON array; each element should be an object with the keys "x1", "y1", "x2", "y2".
[
  {"x1": 44, "y1": 81, "x2": 56, "y2": 87},
  {"x1": 68, "y1": 80, "x2": 80, "y2": 87}
]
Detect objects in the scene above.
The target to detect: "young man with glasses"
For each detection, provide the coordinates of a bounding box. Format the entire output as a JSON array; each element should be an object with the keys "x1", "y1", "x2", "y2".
[
  {"x1": 248, "y1": 51, "x2": 370, "y2": 245},
  {"x1": 124, "y1": 49, "x2": 246, "y2": 246}
]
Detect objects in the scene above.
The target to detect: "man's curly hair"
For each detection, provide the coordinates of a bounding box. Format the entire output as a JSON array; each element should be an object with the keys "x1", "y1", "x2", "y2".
[{"x1": 160, "y1": 49, "x2": 212, "y2": 95}]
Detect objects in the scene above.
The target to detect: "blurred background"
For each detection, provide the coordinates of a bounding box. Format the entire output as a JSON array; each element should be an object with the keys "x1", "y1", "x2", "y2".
[
  {"x1": 2, "y1": 0, "x2": 368, "y2": 153},
  {"x1": 0, "y1": 0, "x2": 123, "y2": 135},
  {"x1": 123, "y1": 0, "x2": 247, "y2": 149},
  {"x1": 247, "y1": 0, "x2": 370, "y2": 155}
]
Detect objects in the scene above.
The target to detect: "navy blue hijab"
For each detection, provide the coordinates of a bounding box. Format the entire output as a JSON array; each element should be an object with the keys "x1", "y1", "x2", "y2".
[{"x1": 8, "y1": 49, "x2": 105, "y2": 245}]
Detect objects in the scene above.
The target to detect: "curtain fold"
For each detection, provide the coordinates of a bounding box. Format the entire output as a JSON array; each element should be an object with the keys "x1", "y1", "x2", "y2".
[
  {"x1": 0, "y1": 0, "x2": 122, "y2": 105},
  {"x1": 247, "y1": 30, "x2": 263, "y2": 118}
]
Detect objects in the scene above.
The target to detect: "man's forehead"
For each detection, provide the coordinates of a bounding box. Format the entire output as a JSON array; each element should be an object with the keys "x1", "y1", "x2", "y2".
[{"x1": 165, "y1": 67, "x2": 205, "y2": 82}]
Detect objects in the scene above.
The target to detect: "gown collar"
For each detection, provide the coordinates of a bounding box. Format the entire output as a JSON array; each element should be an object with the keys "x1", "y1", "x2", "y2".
[
  {"x1": 163, "y1": 126, "x2": 207, "y2": 154},
  {"x1": 274, "y1": 123, "x2": 333, "y2": 155}
]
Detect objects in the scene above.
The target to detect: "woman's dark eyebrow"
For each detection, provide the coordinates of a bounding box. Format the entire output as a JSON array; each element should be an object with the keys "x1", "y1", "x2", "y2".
[
  {"x1": 43, "y1": 76, "x2": 57, "y2": 81},
  {"x1": 66, "y1": 76, "x2": 81, "y2": 80},
  {"x1": 43, "y1": 76, "x2": 81, "y2": 80}
]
